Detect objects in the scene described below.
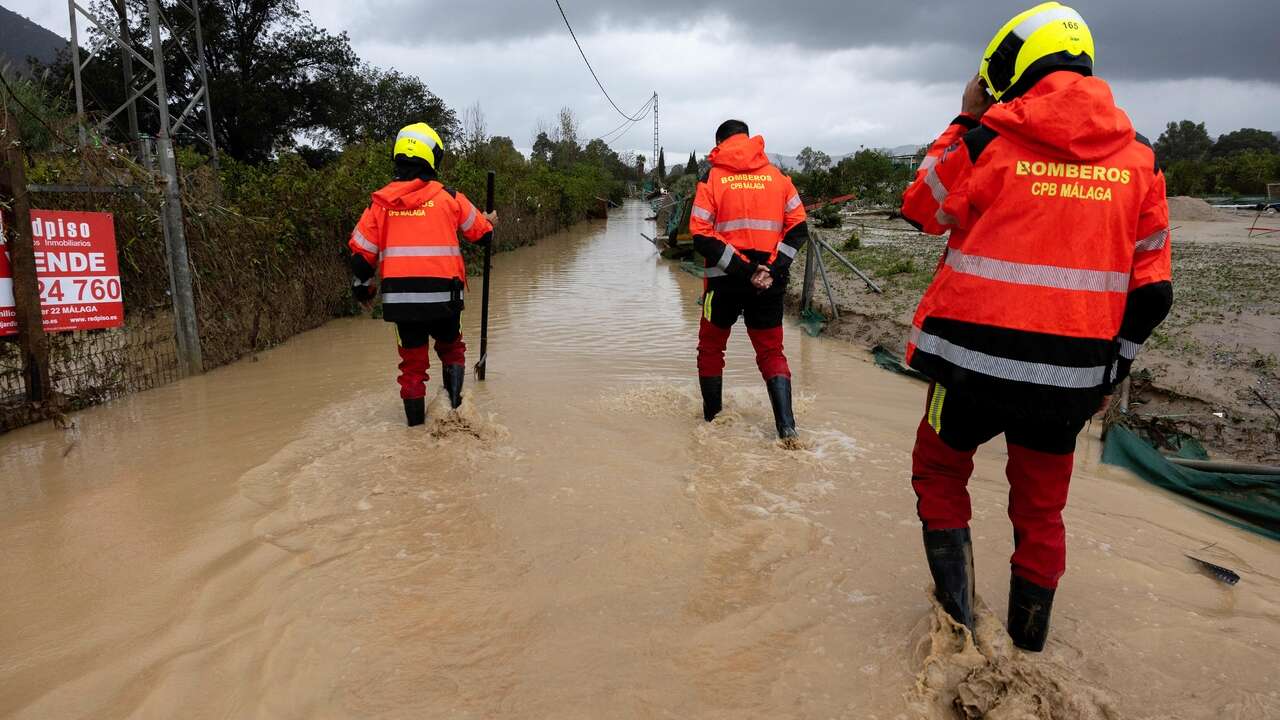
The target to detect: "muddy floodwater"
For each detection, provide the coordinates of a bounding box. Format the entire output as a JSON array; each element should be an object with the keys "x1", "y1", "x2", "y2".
[{"x1": 2, "y1": 201, "x2": 1278, "y2": 719}]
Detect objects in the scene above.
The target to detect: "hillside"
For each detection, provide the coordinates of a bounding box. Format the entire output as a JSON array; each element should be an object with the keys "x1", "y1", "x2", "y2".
[
  {"x1": 0, "y1": 5, "x2": 66, "y2": 73},
  {"x1": 771, "y1": 144, "x2": 924, "y2": 170}
]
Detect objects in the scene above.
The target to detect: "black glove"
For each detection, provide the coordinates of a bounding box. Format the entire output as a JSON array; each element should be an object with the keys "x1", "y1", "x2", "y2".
[{"x1": 352, "y1": 280, "x2": 376, "y2": 304}]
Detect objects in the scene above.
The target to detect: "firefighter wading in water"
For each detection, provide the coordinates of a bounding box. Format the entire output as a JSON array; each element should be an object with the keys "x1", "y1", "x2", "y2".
[
  {"x1": 900, "y1": 2, "x2": 1173, "y2": 651},
  {"x1": 347, "y1": 122, "x2": 497, "y2": 426},
  {"x1": 691, "y1": 120, "x2": 810, "y2": 439}
]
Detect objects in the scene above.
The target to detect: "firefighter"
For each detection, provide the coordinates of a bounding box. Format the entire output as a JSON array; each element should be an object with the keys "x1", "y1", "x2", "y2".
[
  {"x1": 347, "y1": 122, "x2": 497, "y2": 426},
  {"x1": 900, "y1": 2, "x2": 1173, "y2": 651},
  {"x1": 690, "y1": 120, "x2": 810, "y2": 440}
]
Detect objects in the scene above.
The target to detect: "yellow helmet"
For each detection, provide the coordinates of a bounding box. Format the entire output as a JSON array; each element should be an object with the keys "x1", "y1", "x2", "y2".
[
  {"x1": 393, "y1": 122, "x2": 444, "y2": 170},
  {"x1": 979, "y1": 2, "x2": 1094, "y2": 102}
]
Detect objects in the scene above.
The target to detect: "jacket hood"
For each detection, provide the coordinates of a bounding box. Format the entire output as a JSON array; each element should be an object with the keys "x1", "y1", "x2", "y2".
[
  {"x1": 981, "y1": 71, "x2": 1135, "y2": 162},
  {"x1": 708, "y1": 134, "x2": 771, "y2": 172},
  {"x1": 372, "y1": 179, "x2": 444, "y2": 210}
]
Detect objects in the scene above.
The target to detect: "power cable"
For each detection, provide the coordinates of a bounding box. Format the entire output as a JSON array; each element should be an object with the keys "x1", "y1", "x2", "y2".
[
  {"x1": 594, "y1": 94, "x2": 654, "y2": 144},
  {"x1": 554, "y1": 0, "x2": 650, "y2": 122}
]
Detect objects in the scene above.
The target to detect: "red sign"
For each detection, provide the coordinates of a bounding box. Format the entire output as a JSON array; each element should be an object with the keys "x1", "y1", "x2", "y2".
[{"x1": 0, "y1": 210, "x2": 125, "y2": 336}]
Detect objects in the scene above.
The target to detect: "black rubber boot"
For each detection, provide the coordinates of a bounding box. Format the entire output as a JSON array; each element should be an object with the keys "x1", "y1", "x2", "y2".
[
  {"x1": 699, "y1": 376, "x2": 723, "y2": 422},
  {"x1": 1008, "y1": 574, "x2": 1056, "y2": 652},
  {"x1": 443, "y1": 364, "x2": 465, "y2": 409},
  {"x1": 765, "y1": 376, "x2": 798, "y2": 439},
  {"x1": 923, "y1": 528, "x2": 976, "y2": 634},
  {"x1": 403, "y1": 397, "x2": 425, "y2": 427}
]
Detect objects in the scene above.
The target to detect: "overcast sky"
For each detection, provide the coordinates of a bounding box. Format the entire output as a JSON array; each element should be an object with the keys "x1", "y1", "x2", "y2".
[{"x1": 11, "y1": 0, "x2": 1279, "y2": 159}]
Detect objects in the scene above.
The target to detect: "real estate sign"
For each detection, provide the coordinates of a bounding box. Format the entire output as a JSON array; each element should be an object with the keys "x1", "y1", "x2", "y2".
[{"x1": 0, "y1": 210, "x2": 125, "y2": 336}]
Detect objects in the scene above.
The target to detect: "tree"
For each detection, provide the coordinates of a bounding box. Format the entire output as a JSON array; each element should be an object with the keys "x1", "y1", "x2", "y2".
[
  {"x1": 656, "y1": 147, "x2": 666, "y2": 180},
  {"x1": 1213, "y1": 151, "x2": 1280, "y2": 195},
  {"x1": 1154, "y1": 120, "x2": 1212, "y2": 165},
  {"x1": 635, "y1": 154, "x2": 646, "y2": 181},
  {"x1": 324, "y1": 64, "x2": 456, "y2": 148},
  {"x1": 1163, "y1": 159, "x2": 1210, "y2": 196},
  {"x1": 796, "y1": 146, "x2": 832, "y2": 174},
  {"x1": 685, "y1": 152, "x2": 697, "y2": 176},
  {"x1": 1211, "y1": 128, "x2": 1280, "y2": 158},
  {"x1": 483, "y1": 136, "x2": 525, "y2": 168},
  {"x1": 833, "y1": 149, "x2": 899, "y2": 203},
  {"x1": 459, "y1": 102, "x2": 488, "y2": 159},
  {"x1": 550, "y1": 106, "x2": 581, "y2": 169},
  {"x1": 531, "y1": 131, "x2": 554, "y2": 164},
  {"x1": 48, "y1": 0, "x2": 460, "y2": 161},
  {"x1": 158, "y1": 0, "x2": 362, "y2": 161}
]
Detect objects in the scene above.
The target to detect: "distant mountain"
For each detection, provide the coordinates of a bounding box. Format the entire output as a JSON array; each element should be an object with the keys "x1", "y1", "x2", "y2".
[
  {"x1": 881, "y1": 144, "x2": 926, "y2": 157},
  {"x1": 770, "y1": 144, "x2": 926, "y2": 171},
  {"x1": 0, "y1": 5, "x2": 67, "y2": 74}
]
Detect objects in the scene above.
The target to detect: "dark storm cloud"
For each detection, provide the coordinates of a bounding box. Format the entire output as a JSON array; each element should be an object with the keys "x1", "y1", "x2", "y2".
[{"x1": 355, "y1": 0, "x2": 1277, "y2": 83}]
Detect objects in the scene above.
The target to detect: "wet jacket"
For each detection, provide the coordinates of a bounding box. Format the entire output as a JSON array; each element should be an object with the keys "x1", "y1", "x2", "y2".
[
  {"x1": 690, "y1": 134, "x2": 809, "y2": 286},
  {"x1": 348, "y1": 179, "x2": 492, "y2": 322},
  {"x1": 901, "y1": 71, "x2": 1173, "y2": 420}
]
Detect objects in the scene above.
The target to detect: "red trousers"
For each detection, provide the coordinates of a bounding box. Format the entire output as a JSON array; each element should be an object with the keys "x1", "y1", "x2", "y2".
[
  {"x1": 910, "y1": 384, "x2": 1086, "y2": 588},
  {"x1": 395, "y1": 318, "x2": 466, "y2": 400},
  {"x1": 697, "y1": 319, "x2": 790, "y2": 379}
]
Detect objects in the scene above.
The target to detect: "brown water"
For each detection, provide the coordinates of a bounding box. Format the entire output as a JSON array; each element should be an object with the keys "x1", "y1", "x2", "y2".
[{"x1": 2, "y1": 201, "x2": 1278, "y2": 719}]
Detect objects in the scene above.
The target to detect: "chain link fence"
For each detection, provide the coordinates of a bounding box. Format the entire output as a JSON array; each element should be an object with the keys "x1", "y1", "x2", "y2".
[{"x1": 0, "y1": 310, "x2": 180, "y2": 432}]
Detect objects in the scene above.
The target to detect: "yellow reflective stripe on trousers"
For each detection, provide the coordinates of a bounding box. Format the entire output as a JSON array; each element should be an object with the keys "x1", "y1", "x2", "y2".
[
  {"x1": 703, "y1": 291, "x2": 714, "y2": 322},
  {"x1": 927, "y1": 384, "x2": 947, "y2": 434}
]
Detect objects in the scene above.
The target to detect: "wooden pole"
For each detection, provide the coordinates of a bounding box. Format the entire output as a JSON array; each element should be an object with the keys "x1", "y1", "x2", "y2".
[
  {"x1": 1, "y1": 95, "x2": 52, "y2": 402},
  {"x1": 800, "y1": 239, "x2": 818, "y2": 313}
]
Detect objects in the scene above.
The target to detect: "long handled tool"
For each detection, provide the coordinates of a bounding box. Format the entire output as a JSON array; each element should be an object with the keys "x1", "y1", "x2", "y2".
[{"x1": 475, "y1": 171, "x2": 495, "y2": 381}]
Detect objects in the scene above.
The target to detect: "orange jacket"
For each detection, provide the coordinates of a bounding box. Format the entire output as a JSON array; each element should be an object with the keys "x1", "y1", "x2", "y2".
[
  {"x1": 690, "y1": 134, "x2": 808, "y2": 282},
  {"x1": 901, "y1": 71, "x2": 1172, "y2": 418},
  {"x1": 348, "y1": 179, "x2": 492, "y2": 321}
]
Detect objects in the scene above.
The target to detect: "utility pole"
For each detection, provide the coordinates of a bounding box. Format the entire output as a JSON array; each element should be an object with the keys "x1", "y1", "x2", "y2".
[
  {"x1": 67, "y1": 0, "x2": 220, "y2": 162},
  {"x1": 190, "y1": 0, "x2": 219, "y2": 170},
  {"x1": 1, "y1": 92, "x2": 52, "y2": 402},
  {"x1": 67, "y1": 1, "x2": 88, "y2": 147},
  {"x1": 112, "y1": 0, "x2": 141, "y2": 152},
  {"x1": 147, "y1": 0, "x2": 203, "y2": 375},
  {"x1": 652, "y1": 92, "x2": 659, "y2": 187}
]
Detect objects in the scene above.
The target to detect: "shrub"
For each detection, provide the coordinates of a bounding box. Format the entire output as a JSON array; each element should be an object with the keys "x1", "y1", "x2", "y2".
[{"x1": 812, "y1": 205, "x2": 842, "y2": 228}]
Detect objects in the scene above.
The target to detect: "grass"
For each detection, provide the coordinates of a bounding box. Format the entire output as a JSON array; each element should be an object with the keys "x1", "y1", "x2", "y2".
[{"x1": 1155, "y1": 243, "x2": 1280, "y2": 372}]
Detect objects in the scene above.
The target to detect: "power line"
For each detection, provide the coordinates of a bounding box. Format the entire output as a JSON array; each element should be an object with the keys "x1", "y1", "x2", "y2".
[
  {"x1": 594, "y1": 94, "x2": 654, "y2": 145},
  {"x1": 555, "y1": 0, "x2": 649, "y2": 122}
]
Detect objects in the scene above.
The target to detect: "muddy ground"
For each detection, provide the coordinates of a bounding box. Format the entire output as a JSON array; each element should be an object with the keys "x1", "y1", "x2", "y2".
[{"x1": 787, "y1": 206, "x2": 1280, "y2": 464}]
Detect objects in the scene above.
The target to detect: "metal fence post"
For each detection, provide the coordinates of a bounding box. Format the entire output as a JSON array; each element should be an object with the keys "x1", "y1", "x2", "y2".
[{"x1": 148, "y1": 0, "x2": 203, "y2": 375}]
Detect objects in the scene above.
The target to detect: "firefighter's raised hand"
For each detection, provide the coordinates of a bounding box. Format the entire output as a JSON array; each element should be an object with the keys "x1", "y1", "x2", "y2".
[
  {"x1": 962, "y1": 74, "x2": 995, "y2": 119},
  {"x1": 484, "y1": 210, "x2": 499, "y2": 226}
]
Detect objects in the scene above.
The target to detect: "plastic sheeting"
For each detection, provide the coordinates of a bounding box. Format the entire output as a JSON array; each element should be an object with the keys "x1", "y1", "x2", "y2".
[{"x1": 1102, "y1": 425, "x2": 1280, "y2": 541}]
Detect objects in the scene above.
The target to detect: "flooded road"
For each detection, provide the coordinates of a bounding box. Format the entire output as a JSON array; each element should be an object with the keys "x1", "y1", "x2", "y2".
[{"x1": 2, "y1": 201, "x2": 1278, "y2": 719}]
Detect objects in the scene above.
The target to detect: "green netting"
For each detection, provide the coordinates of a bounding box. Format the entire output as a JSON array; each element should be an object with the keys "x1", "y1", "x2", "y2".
[
  {"x1": 871, "y1": 345, "x2": 929, "y2": 381},
  {"x1": 1169, "y1": 433, "x2": 1210, "y2": 461},
  {"x1": 1102, "y1": 425, "x2": 1280, "y2": 541},
  {"x1": 800, "y1": 308, "x2": 828, "y2": 337}
]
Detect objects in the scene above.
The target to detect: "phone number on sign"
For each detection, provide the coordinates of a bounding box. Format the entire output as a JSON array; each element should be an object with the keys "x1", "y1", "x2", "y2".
[{"x1": 37, "y1": 276, "x2": 123, "y2": 305}]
